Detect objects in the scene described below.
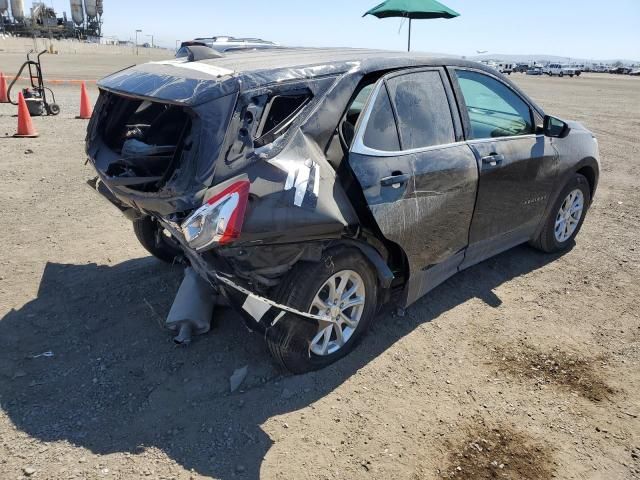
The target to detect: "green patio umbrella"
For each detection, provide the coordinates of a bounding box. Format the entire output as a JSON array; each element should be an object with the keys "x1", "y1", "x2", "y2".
[{"x1": 364, "y1": 0, "x2": 460, "y2": 52}]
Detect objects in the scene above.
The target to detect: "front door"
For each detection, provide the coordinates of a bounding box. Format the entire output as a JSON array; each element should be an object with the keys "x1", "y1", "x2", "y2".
[
  {"x1": 450, "y1": 68, "x2": 558, "y2": 267},
  {"x1": 349, "y1": 68, "x2": 478, "y2": 305}
]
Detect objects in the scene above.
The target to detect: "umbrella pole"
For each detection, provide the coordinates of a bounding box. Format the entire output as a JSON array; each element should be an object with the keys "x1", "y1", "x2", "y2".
[{"x1": 407, "y1": 18, "x2": 412, "y2": 52}]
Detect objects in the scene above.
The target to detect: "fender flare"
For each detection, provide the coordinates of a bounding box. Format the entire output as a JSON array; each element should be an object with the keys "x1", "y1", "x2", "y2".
[{"x1": 329, "y1": 239, "x2": 395, "y2": 289}]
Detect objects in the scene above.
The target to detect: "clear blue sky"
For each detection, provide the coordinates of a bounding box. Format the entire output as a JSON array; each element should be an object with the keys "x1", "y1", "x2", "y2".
[{"x1": 72, "y1": 0, "x2": 639, "y2": 60}]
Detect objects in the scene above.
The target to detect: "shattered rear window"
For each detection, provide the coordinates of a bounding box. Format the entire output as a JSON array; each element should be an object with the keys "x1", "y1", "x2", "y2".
[
  {"x1": 97, "y1": 94, "x2": 193, "y2": 192},
  {"x1": 254, "y1": 91, "x2": 311, "y2": 147},
  {"x1": 217, "y1": 76, "x2": 339, "y2": 177}
]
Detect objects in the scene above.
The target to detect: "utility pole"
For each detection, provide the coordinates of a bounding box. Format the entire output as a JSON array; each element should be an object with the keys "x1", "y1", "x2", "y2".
[
  {"x1": 146, "y1": 34, "x2": 154, "y2": 48},
  {"x1": 135, "y1": 29, "x2": 142, "y2": 55}
]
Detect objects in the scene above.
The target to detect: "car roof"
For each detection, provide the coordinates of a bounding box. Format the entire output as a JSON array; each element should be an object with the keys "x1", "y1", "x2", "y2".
[
  {"x1": 196, "y1": 47, "x2": 482, "y2": 76},
  {"x1": 98, "y1": 47, "x2": 540, "y2": 112}
]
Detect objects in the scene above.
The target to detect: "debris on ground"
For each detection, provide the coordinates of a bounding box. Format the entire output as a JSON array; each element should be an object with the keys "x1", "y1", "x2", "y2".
[{"x1": 229, "y1": 366, "x2": 248, "y2": 393}]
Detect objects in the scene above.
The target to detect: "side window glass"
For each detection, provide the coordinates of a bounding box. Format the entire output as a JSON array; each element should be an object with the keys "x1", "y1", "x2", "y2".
[
  {"x1": 455, "y1": 70, "x2": 534, "y2": 139},
  {"x1": 385, "y1": 71, "x2": 455, "y2": 150},
  {"x1": 362, "y1": 86, "x2": 400, "y2": 151}
]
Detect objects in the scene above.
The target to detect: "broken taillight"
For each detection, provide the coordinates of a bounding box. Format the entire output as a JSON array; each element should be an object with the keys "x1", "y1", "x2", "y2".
[{"x1": 181, "y1": 180, "x2": 250, "y2": 251}]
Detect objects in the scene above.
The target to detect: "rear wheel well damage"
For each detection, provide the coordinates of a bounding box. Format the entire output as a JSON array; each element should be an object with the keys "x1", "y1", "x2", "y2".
[
  {"x1": 266, "y1": 245, "x2": 379, "y2": 373},
  {"x1": 217, "y1": 238, "x2": 397, "y2": 300}
]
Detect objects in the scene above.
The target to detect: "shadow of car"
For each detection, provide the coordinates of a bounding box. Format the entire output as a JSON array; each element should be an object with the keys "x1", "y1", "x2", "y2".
[{"x1": 0, "y1": 244, "x2": 564, "y2": 478}]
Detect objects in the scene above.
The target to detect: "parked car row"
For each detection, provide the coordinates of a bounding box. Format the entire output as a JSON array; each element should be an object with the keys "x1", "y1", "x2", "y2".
[
  {"x1": 608, "y1": 66, "x2": 636, "y2": 75},
  {"x1": 491, "y1": 62, "x2": 639, "y2": 77}
]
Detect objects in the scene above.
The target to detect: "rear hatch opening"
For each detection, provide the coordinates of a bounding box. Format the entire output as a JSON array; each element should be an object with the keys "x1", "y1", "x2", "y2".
[{"x1": 94, "y1": 93, "x2": 194, "y2": 193}]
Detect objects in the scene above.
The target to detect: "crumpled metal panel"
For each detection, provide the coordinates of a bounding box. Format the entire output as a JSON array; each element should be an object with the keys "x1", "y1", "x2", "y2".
[
  {"x1": 212, "y1": 75, "x2": 340, "y2": 179},
  {"x1": 157, "y1": 217, "x2": 333, "y2": 338}
]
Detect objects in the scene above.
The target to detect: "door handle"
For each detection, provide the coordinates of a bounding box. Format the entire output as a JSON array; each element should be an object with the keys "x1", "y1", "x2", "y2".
[
  {"x1": 380, "y1": 173, "x2": 411, "y2": 188},
  {"x1": 481, "y1": 154, "x2": 504, "y2": 167}
]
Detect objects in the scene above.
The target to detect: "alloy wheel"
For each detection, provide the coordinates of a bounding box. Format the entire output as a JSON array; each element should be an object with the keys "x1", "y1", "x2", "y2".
[
  {"x1": 554, "y1": 189, "x2": 584, "y2": 242},
  {"x1": 308, "y1": 270, "x2": 366, "y2": 356}
]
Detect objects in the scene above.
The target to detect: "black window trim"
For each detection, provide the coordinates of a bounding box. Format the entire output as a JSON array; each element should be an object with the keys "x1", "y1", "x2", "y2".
[
  {"x1": 351, "y1": 66, "x2": 465, "y2": 157},
  {"x1": 447, "y1": 66, "x2": 543, "y2": 142}
]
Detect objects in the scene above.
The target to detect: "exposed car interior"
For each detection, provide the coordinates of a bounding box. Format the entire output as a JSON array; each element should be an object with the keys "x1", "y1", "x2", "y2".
[
  {"x1": 254, "y1": 92, "x2": 311, "y2": 147},
  {"x1": 98, "y1": 95, "x2": 192, "y2": 191}
]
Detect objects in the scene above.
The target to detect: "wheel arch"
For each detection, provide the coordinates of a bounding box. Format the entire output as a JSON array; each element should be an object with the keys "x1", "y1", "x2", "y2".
[
  {"x1": 325, "y1": 238, "x2": 397, "y2": 291},
  {"x1": 532, "y1": 155, "x2": 599, "y2": 241},
  {"x1": 575, "y1": 159, "x2": 599, "y2": 199}
]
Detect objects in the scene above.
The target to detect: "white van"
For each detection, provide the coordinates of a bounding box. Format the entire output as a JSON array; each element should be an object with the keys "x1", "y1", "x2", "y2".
[
  {"x1": 543, "y1": 63, "x2": 576, "y2": 77},
  {"x1": 497, "y1": 62, "x2": 514, "y2": 75}
]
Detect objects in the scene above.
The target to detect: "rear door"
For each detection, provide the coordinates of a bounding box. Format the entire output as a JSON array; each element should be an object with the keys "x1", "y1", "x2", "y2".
[
  {"x1": 449, "y1": 68, "x2": 558, "y2": 267},
  {"x1": 348, "y1": 68, "x2": 479, "y2": 305}
]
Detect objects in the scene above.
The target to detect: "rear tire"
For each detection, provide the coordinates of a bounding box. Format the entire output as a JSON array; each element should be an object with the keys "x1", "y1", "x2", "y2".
[
  {"x1": 530, "y1": 174, "x2": 591, "y2": 253},
  {"x1": 133, "y1": 216, "x2": 184, "y2": 264},
  {"x1": 266, "y1": 246, "x2": 378, "y2": 374}
]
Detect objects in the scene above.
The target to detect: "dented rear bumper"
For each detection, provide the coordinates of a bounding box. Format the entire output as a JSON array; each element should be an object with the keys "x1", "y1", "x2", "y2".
[
  {"x1": 157, "y1": 218, "x2": 333, "y2": 333},
  {"x1": 88, "y1": 170, "x2": 333, "y2": 332}
]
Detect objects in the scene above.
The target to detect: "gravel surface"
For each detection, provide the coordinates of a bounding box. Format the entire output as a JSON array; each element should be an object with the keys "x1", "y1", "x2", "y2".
[{"x1": 0, "y1": 66, "x2": 638, "y2": 480}]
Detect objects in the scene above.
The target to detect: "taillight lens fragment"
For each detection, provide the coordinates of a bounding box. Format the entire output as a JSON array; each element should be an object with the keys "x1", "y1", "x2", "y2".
[{"x1": 182, "y1": 180, "x2": 250, "y2": 251}]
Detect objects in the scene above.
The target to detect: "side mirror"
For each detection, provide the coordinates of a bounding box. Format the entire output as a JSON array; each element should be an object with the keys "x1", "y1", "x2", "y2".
[{"x1": 543, "y1": 115, "x2": 571, "y2": 138}]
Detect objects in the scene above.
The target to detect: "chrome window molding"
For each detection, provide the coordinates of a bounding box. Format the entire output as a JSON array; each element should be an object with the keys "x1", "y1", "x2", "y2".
[
  {"x1": 466, "y1": 133, "x2": 543, "y2": 145},
  {"x1": 350, "y1": 74, "x2": 543, "y2": 159},
  {"x1": 350, "y1": 79, "x2": 461, "y2": 158}
]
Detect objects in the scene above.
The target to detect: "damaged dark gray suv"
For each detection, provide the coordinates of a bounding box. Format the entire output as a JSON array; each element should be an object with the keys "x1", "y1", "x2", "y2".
[{"x1": 86, "y1": 48, "x2": 600, "y2": 373}]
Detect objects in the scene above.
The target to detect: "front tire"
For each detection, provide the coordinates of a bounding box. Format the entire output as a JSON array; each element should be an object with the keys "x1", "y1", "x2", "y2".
[
  {"x1": 133, "y1": 216, "x2": 184, "y2": 264},
  {"x1": 530, "y1": 174, "x2": 591, "y2": 253},
  {"x1": 266, "y1": 247, "x2": 378, "y2": 374}
]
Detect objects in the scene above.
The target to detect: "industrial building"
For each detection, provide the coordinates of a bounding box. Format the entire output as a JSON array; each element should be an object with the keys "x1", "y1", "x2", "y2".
[{"x1": 0, "y1": 0, "x2": 103, "y2": 39}]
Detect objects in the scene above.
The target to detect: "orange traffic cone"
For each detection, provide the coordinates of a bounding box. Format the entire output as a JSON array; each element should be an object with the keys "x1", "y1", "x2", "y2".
[
  {"x1": 0, "y1": 72, "x2": 8, "y2": 103},
  {"x1": 14, "y1": 91, "x2": 39, "y2": 138},
  {"x1": 76, "y1": 81, "x2": 92, "y2": 119}
]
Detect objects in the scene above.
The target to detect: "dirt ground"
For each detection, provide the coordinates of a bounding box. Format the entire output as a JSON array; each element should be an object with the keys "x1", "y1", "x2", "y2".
[{"x1": 0, "y1": 54, "x2": 638, "y2": 480}]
